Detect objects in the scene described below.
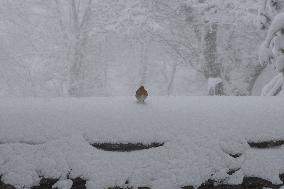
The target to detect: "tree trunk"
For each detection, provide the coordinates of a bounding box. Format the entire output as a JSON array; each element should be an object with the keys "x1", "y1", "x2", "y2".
[
  {"x1": 202, "y1": 23, "x2": 224, "y2": 95},
  {"x1": 68, "y1": 0, "x2": 93, "y2": 97}
]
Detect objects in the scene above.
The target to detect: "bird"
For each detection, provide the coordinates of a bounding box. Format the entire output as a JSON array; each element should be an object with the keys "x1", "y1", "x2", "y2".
[{"x1": 135, "y1": 86, "x2": 148, "y2": 103}]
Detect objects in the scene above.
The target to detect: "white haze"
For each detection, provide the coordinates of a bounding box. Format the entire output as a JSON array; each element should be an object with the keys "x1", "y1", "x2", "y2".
[{"x1": 0, "y1": 0, "x2": 280, "y2": 97}]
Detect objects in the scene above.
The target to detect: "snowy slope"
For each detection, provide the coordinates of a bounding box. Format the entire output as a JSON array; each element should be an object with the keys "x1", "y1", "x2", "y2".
[{"x1": 0, "y1": 97, "x2": 284, "y2": 189}]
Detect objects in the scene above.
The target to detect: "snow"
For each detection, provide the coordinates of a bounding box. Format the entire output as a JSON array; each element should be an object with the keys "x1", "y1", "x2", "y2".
[
  {"x1": 259, "y1": 43, "x2": 274, "y2": 66},
  {"x1": 242, "y1": 147, "x2": 284, "y2": 184},
  {"x1": 0, "y1": 97, "x2": 284, "y2": 189},
  {"x1": 259, "y1": 13, "x2": 284, "y2": 66},
  {"x1": 227, "y1": 170, "x2": 244, "y2": 185},
  {"x1": 208, "y1": 77, "x2": 223, "y2": 90},
  {"x1": 252, "y1": 65, "x2": 278, "y2": 96},
  {"x1": 259, "y1": 10, "x2": 284, "y2": 96},
  {"x1": 276, "y1": 55, "x2": 284, "y2": 72},
  {"x1": 267, "y1": 13, "x2": 284, "y2": 45},
  {"x1": 261, "y1": 73, "x2": 284, "y2": 96},
  {"x1": 261, "y1": 12, "x2": 284, "y2": 52},
  {"x1": 52, "y1": 180, "x2": 73, "y2": 189}
]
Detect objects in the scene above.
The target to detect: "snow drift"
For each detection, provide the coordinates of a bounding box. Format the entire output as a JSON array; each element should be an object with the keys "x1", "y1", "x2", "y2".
[{"x1": 0, "y1": 97, "x2": 284, "y2": 189}]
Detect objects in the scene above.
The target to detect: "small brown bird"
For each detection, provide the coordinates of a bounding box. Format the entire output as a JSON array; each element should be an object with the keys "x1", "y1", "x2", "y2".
[{"x1": 135, "y1": 86, "x2": 148, "y2": 103}]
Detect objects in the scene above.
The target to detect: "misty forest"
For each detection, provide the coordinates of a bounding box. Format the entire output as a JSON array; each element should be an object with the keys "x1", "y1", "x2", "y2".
[
  {"x1": 1, "y1": 1, "x2": 284, "y2": 189},
  {"x1": 1, "y1": 0, "x2": 284, "y2": 97}
]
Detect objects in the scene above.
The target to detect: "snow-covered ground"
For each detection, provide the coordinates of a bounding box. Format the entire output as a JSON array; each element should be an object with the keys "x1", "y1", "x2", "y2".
[{"x1": 0, "y1": 97, "x2": 284, "y2": 189}]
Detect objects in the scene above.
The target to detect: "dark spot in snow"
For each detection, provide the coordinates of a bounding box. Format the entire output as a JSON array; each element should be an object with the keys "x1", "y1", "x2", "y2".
[
  {"x1": 242, "y1": 177, "x2": 282, "y2": 189},
  {"x1": 108, "y1": 187, "x2": 150, "y2": 189},
  {"x1": 198, "y1": 179, "x2": 216, "y2": 189},
  {"x1": 31, "y1": 178, "x2": 59, "y2": 189},
  {"x1": 71, "y1": 178, "x2": 86, "y2": 189},
  {"x1": 229, "y1": 153, "x2": 242, "y2": 158},
  {"x1": 92, "y1": 142, "x2": 164, "y2": 152},
  {"x1": 248, "y1": 140, "x2": 284, "y2": 149},
  {"x1": 1, "y1": 176, "x2": 283, "y2": 189},
  {"x1": 0, "y1": 183, "x2": 16, "y2": 189},
  {"x1": 183, "y1": 177, "x2": 284, "y2": 189},
  {"x1": 227, "y1": 168, "x2": 240, "y2": 176},
  {"x1": 29, "y1": 177, "x2": 86, "y2": 189},
  {"x1": 182, "y1": 186, "x2": 194, "y2": 189},
  {"x1": 280, "y1": 173, "x2": 284, "y2": 183},
  {"x1": 0, "y1": 176, "x2": 16, "y2": 189}
]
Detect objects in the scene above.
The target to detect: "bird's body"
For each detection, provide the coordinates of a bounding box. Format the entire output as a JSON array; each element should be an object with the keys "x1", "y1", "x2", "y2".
[{"x1": 136, "y1": 86, "x2": 148, "y2": 103}]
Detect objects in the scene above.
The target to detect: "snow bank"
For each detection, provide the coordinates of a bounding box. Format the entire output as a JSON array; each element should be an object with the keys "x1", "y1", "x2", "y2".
[{"x1": 0, "y1": 97, "x2": 284, "y2": 189}]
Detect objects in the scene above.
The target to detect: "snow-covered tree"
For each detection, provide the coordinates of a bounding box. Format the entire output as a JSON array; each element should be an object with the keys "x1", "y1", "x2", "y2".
[
  {"x1": 149, "y1": 0, "x2": 263, "y2": 96},
  {"x1": 259, "y1": 12, "x2": 284, "y2": 96},
  {"x1": 0, "y1": 0, "x2": 132, "y2": 97},
  {"x1": 0, "y1": 0, "x2": 269, "y2": 97},
  {"x1": 259, "y1": 0, "x2": 284, "y2": 30}
]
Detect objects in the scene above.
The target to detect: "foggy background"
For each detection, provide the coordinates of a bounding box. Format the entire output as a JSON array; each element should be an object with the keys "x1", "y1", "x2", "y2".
[{"x1": 0, "y1": 0, "x2": 280, "y2": 97}]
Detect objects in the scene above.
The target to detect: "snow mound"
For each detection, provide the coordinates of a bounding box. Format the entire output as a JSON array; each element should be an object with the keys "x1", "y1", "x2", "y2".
[{"x1": 0, "y1": 97, "x2": 284, "y2": 189}]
